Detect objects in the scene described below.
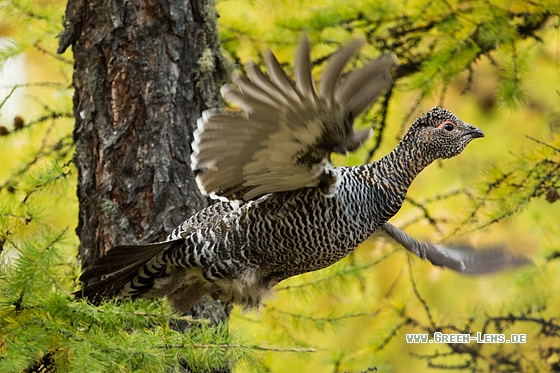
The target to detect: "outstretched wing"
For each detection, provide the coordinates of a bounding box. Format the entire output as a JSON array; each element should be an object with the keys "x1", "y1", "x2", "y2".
[
  {"x1": 382, "y1": 222, "x2": 533, "y2": 274},
  {"x1": 191, "y1": 35, "x2": 398, "y2": 200}
]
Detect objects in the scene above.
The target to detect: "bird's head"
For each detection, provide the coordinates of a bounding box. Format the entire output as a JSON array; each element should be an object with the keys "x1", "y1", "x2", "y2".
[{"x1": 407, "y1": 107, "x2": 484, "y2": 160}]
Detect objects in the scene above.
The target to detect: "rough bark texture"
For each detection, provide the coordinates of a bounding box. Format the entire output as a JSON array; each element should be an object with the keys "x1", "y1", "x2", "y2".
[{"x1": 58, "y1": 0, "x2": 231, "y2": 361}]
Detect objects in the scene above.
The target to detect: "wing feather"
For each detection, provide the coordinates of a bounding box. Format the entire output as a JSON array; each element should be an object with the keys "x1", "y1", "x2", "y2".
[
  {"x1": 345, "y1": 69, "x2": 394, "y2": 119},
  {"x1": 294, "y1": 34, "x2": 318, "y2": 102},
  {"x1": 245, "y1": 63, "x2": 292, "y2": 105},
  {"x1": 382, "y1": 222, "x2": 533, "y2": 275},
  {"x1": 192, "y1": 36, "x2": 398, "y2": 200},
  {"x1": 318, "y1": 39, "x2": 365, "y2": 102},
  {"x1": 233, "y1": 75, "x2": 281, "y2": 108},
  {"x1": 265, "y1": 49, "x2": 302, "y2": 103},
  {"x1": 335, "y1": 54, "x2": 398, "y2": 113}
]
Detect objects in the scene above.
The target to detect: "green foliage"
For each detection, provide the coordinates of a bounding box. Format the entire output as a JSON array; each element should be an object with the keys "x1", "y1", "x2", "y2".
[
  {"x1": 0, "y1": 179, "x2": 258, "y2": 371},
  {"x1": 454, "y1": 135, "x2": 560, "y2": 234},
  {"x1": 0, "y1": 0, "x2": 67, "y2": 64},
  {"x1": 217, "y1": 0, "x2": 560, "y2": 372},
  {"x1": 219, "y1": 0, "x2": 554, "y2": 110},
  {"x1": 0, "y1": 294, "x2": 254, "y2": 372},
  {"x1": 1, "y1": 0, "x2": 560, "y2": 372}
]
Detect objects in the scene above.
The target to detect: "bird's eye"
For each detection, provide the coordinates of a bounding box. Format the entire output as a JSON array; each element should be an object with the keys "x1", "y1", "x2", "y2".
[{"x1": 438, "y1": 120, "x2": 455, "y2": 131}]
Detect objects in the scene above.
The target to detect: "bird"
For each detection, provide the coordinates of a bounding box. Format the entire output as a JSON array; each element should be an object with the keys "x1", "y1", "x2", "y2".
[{"x1": 75, "y1": 36, "x2": 530, "y2": 312}]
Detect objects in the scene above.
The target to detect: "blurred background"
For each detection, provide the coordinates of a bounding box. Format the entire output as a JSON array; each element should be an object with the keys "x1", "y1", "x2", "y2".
[{"x1": 0, "y1": 0, "x2": 559, "y2": 372}]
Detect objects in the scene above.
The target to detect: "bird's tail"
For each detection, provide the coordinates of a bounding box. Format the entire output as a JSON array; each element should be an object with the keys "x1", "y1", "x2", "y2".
[{"x1": 74, "y1": 239, "x2": 184, "y2": 305}]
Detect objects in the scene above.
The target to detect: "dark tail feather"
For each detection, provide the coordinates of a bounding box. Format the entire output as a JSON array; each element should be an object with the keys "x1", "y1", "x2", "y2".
[{"x1": 74, "y1": 240, "x2": 183, "y2": 305}]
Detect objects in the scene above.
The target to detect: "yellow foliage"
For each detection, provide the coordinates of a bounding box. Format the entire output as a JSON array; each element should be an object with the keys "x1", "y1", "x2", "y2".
[{"x1": 1, "y1": 0, "x2": 559, "y2": 371}]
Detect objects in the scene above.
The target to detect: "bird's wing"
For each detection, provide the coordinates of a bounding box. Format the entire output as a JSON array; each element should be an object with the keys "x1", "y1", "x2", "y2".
[
  {"x1": 382, "y1": 222, "x2": 533, "y2": 274},
  {"x1": 191, "y1": 35, "x2": 398, "y2": 200}
]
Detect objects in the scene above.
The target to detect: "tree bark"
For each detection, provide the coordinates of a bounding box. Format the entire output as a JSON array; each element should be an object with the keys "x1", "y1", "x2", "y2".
[{"x1": 58, "y1": 0, "x2": 231, "y2": 363}]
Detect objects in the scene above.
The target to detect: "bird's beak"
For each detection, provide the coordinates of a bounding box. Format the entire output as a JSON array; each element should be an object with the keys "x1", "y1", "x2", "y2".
[{"x1": 467, "y1": 127, "x2": 485, "y2": 139}]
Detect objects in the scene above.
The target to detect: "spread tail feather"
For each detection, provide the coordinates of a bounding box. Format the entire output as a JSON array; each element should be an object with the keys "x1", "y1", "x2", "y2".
[{"x1": 74, "y1": 240, "x2": 183, "y2": 304}]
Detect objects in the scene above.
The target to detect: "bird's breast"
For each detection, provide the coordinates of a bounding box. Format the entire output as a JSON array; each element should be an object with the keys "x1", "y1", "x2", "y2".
[{"x1": 234, "y1": 184, "x2": 382, "y2": 278}]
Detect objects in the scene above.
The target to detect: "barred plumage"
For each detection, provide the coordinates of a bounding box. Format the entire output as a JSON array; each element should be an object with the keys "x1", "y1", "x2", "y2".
[{"x1": 75, "y1": 36, "x2": 531, "y2": 312}]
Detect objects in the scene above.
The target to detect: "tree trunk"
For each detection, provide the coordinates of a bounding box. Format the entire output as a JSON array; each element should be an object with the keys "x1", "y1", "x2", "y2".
[{"x1": 58, "y1": 0, "x2": 231, "y2": 362}]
